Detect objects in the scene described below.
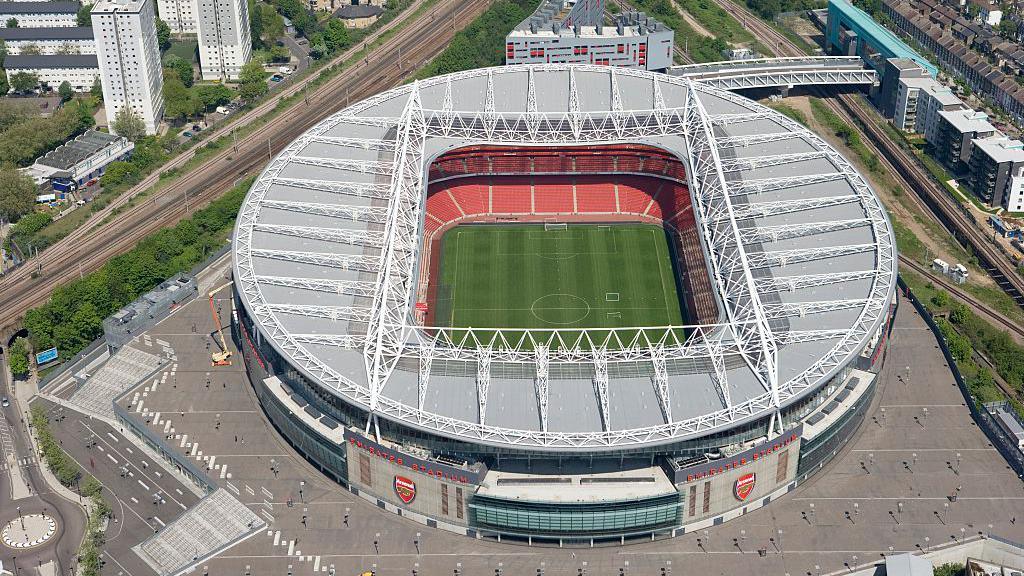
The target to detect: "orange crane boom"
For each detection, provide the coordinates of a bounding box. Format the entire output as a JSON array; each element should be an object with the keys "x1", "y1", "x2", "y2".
[{"x1": 209, "y1": 281, "x2": 234, "y2": 366}]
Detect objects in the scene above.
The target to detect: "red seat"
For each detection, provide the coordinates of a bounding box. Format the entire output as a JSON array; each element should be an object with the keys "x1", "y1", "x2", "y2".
[
  {"x1": 491, "y1": 176, "x2": 532, "y2": 213},
  {"x1": 575, "y1": 176, "x2": 617, "y2": 213},
  {"x1": 534, "y1": 176, "x2": 575, "y2": 213}
]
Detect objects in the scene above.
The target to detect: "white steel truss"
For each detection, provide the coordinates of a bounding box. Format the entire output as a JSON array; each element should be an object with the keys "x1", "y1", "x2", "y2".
[
  {"x1": 249, "y1": 249, "x2": 381, "y2": 272},
  {"x1": 477, "y1": 347, "x2": 491, "y2": 426},
  {"x1": 253, "y1": 223, "x2": 387, "y2": 248},
  {"x1": 756, "y1": 270, "x2": 877, "y2": 292},
  {"x1": 740, "y1": 218, "x2": 871, "y2": 244},
  {"x1": 535, "y1": 344, "x2": 550, "y2": 432},
  {"x1": 289, "y1": 156, "x2": 393, "y2": 175},
  {"x1": 651, "y1": 346, "x2": 672, "y2": 423},
  {"x1": 593, "y1": 348, "x2": 610, "y2": 432},
  {"x1": 718, "y1": 151, "x2": 829, "y2": 172},
  {"x1": 727, "y1": 172, "x2": 848, "y2": 196},
  {"x1": 264, "y1": 303, "x2": 372, "y2": 322},
  {"x1": 260, "y1": 200, "x2": 389, "y2": 223},
  {"x1": 290, "y1": 333, "x2": 365, "y2": 348},
  {"x1": 305, "y1": 135, "x2": 394, "y2": 150},
  {"x1": 233, "y1": 64, "x2": 897, "y2": 450},
  {"x1": 270, "y1": 177, "x2": 392, "y2": 199},
  {"x1": 744, "y1": 243, "x2": 876, "y2": 269},
  {"x1": 254, "y1": 276, "x2": 378, "y2": 297},
  {"x1": 762, "y1": 298, "x2": 871, "y2": 319}
]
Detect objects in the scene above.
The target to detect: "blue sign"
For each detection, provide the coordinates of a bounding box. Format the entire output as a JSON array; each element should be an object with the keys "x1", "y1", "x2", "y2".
[{"x1": 35, "y1": 347, "x2": 58, "y2": 365}]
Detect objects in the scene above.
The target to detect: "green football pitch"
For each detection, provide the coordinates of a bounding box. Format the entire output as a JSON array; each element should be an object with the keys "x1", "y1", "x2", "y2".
[{"x1": 435, "y1": 224, "x2": 686, "y2": 331}]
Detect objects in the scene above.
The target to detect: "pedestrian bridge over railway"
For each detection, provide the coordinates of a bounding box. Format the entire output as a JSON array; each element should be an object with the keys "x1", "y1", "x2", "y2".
[{"x1": 671, "y1": 56, "x2": 876, "y2": 91}]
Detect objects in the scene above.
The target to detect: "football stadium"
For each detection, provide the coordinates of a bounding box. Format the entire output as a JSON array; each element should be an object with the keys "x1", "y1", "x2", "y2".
[{"x1": 231, "y1": 64, "x2": 898, "y2": 544}]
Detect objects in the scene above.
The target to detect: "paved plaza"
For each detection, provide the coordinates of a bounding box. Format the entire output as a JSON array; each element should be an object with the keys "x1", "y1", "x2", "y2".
[
  {"x1": 1, "y1": 513, "x2": 56, "y2": 549},
  {"x1": 36, "y1": 261, "x2": 1024, "y2": 576}
]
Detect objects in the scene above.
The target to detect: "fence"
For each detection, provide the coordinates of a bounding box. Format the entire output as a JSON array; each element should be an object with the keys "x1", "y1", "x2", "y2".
[{"x1": 898, "y1": 276, "x2": 1024, "y2": 480}]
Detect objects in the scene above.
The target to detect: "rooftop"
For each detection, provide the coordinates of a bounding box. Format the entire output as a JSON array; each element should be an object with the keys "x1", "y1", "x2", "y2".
[
  {"x1": 92, "y1": 0, "x2": 150, "y2": 14},
  {"x1": 939, "y1": 108, "x2": 997, "y2": 134},
  {"x1": 900, "y1": 76, "x2": 964, "y2": 107},
  {"x1": 36, "y1": 130, "x2": 127, "y2": 171},
  {"x1": 3, "y1": 54, "x2": 99, "y2": 69},
  {"x1": 0, "y1": 1, "x2": 79, "y2": 14},
  {"x1": 477, "y1": 464, "x2": 677, "y2": 503},
  {"x1": 0, "y1": 26, "x2": 94, "y2": 41}
]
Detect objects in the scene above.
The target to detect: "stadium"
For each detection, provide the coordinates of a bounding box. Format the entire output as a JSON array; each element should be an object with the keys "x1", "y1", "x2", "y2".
[{"x1": 231, "y1": 64, "x2": 898, "y2": 544}]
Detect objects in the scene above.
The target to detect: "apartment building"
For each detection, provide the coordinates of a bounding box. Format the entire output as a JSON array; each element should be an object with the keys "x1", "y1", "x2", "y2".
[{"x1": 196, "y1": 0, "x2": 252, "y2": 80}]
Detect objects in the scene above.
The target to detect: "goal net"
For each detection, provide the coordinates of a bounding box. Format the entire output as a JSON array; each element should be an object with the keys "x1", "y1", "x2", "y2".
[{"x1": 544, "y1": 222, "x2": 568, "y2": 231}]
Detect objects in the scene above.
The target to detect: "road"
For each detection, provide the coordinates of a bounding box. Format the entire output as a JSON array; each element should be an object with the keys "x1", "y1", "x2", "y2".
[
  {"x1": 0, "y1": 355, "x2": 87, "y2": 576},
  {"x1": 32, "y1": 398, "x2": 204, "y2": 576},
  {"x1": 0, "y1": 0, "x2": 491, "y2": 339}
]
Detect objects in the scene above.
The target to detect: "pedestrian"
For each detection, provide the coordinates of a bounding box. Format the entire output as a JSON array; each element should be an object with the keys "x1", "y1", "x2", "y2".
[
  {"x1": 235, "y1": 435, "x2": 238, "y2": 442},
  {"x1": 1013, "y1": 517, "x2": 1017, "y2": 525}
]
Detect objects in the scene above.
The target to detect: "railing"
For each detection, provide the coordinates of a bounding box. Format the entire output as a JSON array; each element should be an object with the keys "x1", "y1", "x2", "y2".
[{"x1": 898, "y1": 276, "x2": 1024, "y2": 480}]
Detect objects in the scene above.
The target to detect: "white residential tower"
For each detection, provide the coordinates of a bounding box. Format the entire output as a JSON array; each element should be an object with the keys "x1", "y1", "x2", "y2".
[
  {"x1": 197, "y1": 0, "x2": 251, "y2": 81},
  {"x1": 92, "y1": 0, "x2": 165, "y2": 135},
  {"x1": 157, "y1": 0, "x2": 198, "y2": 34}
]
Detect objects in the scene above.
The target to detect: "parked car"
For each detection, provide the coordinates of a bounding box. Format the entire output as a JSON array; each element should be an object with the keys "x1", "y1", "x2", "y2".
[
  {"x1": 192, "y1": 124, "x2": 201, "y2": 131},
  {"x1": 270, "y1": 74, "x2": 284, "y2": 82},
  {"x1": 1, "y1": 397, "x2": 9, "y2": 407},
  {"x1": 183, "y1": 131, "x2": 194, "y2": 138}
]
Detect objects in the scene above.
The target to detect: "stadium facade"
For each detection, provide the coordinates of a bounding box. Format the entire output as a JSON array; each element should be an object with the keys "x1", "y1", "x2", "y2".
[{"x1": 231, "y1": 64, "x2": 897, "y2": 544}]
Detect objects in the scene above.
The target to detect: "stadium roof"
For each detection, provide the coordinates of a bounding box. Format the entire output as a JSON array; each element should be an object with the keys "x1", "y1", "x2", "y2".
[{"x1": 233, "y1": 64, "x2": 897, "y2": 451}]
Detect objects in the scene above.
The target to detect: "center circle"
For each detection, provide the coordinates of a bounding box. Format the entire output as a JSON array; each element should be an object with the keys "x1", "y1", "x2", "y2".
[
  {"x1": 2, "y1": 513, "x2": 57, "y2": 549},
  {"x1": 530, "y1": 293, "x2": 591, "y2": 325}
]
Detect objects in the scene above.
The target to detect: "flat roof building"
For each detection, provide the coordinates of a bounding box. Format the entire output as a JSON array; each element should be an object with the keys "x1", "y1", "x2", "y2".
[
  {"x1": 0, "y1": 2, "x2": 80, "y2": 28},
  {"x1": 0, "y1": 26, "x2": 96, "y2": 55},
  {"x1": 932, "y1": 109, "x2": 997, "y2": 169},
  {"x1": 3, "y1": 54, "x2": 100, "y2": 92},
  {"x1": 893, "y1": 75, "x2": 968, "y2": 143},
  {"x1": 27, "y1": 130, "x2": 135, "y2": 187},
  {"x1": 506, "y1": 0, "x2": 674, "y2": 71},
  {"x1": 92, "y1": 0, "x2": 165, "y2": 135},
  {"x1": 968, "y1": 136, "x2": 1024, "y2": 211}
]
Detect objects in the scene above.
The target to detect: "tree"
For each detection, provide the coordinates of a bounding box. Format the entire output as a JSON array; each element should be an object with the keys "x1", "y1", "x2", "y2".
[
  {"x1": 156, "y1": 18, "x2": 171, "y2": 51},
  {"x1": 237, "y1": 60, "x2": 268, "y2": 101},
  {"x1": 58, "y1": 42, "x2": 80, "y2": 55},
  {"x1": 58, "y1": 80, "x2": 74, "y2": 101},
  {"x1": 998, "y1": 17, "x2": 1018, "y2": 40},
  {"x1": 950, "y1": 302, "x2": 969, "y2": 325},
  {"x1": 99, "y1": 160, "x2": 134, "y2": 187},
  {"x1": 6, "y1": 18, "x2": 18, "y2": 28},
  {"x1": 90, "y1": 76, "x2": 102, "y2": 100},
  {"x1": 8, "y1": 337, "x2": 30, "y2": 376},
  {"x1": 308, "y1": 42, "x2": 327, "y2": 60},
  {"x1": 77, "y1": 3, "x2": 93, "y2": 26},
  {"x1": 259, "y1": 3, "x2": 285, "y2": 44},
  {"x1": 0, "y1": 73, "x2": 8, "y2": 97},
  {"x1": 194, "y1": 83, "x2": 234, "y2": 109},
  {"x1": 931, "y1": 290, "x2": 951, "y2": 308},
  {"x1": 165, "y1": 55, "x2": 194, "y2": 87},
  {"x1": 111, "y1": 106, "x2": 146, "y2": 141},
  {"x1": 249, "y1": 0, "x2": 264, "y2": 48},
  {"x1": 163, "y1": 75, "x2": 200, "y2": 120},
  {"x1": 9, "y1": 71, "x2": 38, "y2": 93},
  {"x1": 0, "y1": 165, "x2": 38, "y2": 222},
  {"x1": 20, "y1": 43, "x2": 41, "y2": 55},
  {"x1": 269, "y1": 44, "x2": 290, "y2": 62},
  {"x1": 323, "y1": 19, "x2": 351, "y2": 54}
]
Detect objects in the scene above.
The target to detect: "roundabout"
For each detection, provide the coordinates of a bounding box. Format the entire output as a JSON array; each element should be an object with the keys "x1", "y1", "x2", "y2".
[{"x1": 1, "y1": 512, "x2": 57, "y2": 549}]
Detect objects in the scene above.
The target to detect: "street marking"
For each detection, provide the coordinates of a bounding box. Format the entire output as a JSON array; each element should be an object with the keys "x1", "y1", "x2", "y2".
[
  {"x1": 226, "y1": 481, "x2": 239, "y2": 495},
  {"x1": 125, "y1": 447, "x2": 133, "y2": 454},
  {"x1": 179, "y1": 434, "x2": 188, "y2": 448},
  {"x1": 261, "y1": 487, "x2": 273, "y2": 499},
  {"x1": 107, "y1": 453, "x2": 118, "y2": 463},
  {"x1": 131, "y1": 497, "x2": 139, "y2": 504},
  {"x1": 138, "y1": 480, "x2": 150, "y2": 490},
  {"x1": 261, "y1": 510, "x2": 274, "y2": 524},
  {"x1": 175, "y1": 488, "x2": 183, "y2": 495},
  {"x1": 220, "y1": 465, "x2": 228, "y2": 479},
  {"x1": 207, "y1": 455, "x2": 217, "y2": 470},
  {"x1": 106, "y1": 432, "x2": 119, "y2": 442},
  {"x1": 246, "y1": 485, "x2": 255, "y2": 496},
  {"x1": 96, "y1": 445, "x2": 105, "y2": 452},
  {"x1": 153, "y1": 516, "x2": 165, "y2": 527},
  {"x1": 313, "y1": 556, "x2": 320, "y2": 572},
  {"x1": 273, "y1": 531, "x2": 280, "y2": 546},
  {"x1": 287, "y1": 540, "x2": 295, "y2": 556}
]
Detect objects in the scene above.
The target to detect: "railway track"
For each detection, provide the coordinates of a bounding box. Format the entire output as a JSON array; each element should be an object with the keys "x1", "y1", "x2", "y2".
[{"x1": 0, "y1": 0, "x2": 491, "y2": 335}]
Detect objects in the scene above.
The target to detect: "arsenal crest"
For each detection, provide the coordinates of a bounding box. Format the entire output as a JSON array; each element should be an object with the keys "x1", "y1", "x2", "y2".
[
  {"x1": 394, "y1": 475, "x2": 417, "y2": 504},
  {"x1": 734, "y1": 472, "x2": 756, "y2": 501}
]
